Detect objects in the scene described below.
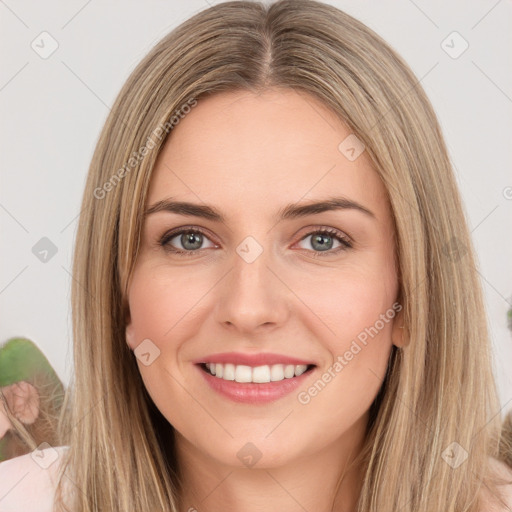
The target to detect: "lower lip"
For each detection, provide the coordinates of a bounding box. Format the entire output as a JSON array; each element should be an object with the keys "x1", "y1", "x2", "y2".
[{"x1": 196, "y1": 364, "x2": 315, "y2": 404}]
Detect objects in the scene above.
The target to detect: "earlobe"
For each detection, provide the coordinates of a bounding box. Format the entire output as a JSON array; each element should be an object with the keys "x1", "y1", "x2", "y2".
[
  {"x1": 124, "y1": 302, "x2": 136, "y2": 350},
  {"x1": 391, "y1": 310, "x2": 408, "y2": 348},
  {"x1": 125, "y1": 322, "x2": 136, "y2": 350}
]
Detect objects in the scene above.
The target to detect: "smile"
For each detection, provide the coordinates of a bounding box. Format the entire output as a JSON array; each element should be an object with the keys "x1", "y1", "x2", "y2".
[
  {"x1": 202, "y1": 362, "x2": 313, "y2": 383},
  {"x1": 194, "y1": 352, "x2": 317, "y2": 404}
]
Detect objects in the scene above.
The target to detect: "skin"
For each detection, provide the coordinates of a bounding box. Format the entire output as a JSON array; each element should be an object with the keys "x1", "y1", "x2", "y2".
[{"x1": 125, "y1": 89, "x2": 405, "y2": 512}]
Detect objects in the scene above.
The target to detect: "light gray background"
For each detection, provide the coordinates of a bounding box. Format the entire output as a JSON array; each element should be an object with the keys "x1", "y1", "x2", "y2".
[{"x1": 1, "y1": 0, "x2": 511, "y2": 416}]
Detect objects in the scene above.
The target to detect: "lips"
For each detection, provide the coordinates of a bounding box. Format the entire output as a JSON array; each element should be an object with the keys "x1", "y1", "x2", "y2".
[
  {"x1": 193, "y1": 352, "x2": 315, "y2": 367},
  {"x1": 193, "y1": 352, "x2": 317, "y2": 403}
]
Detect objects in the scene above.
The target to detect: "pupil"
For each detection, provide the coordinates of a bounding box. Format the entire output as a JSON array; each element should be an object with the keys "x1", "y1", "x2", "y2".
[
  {"x1": 312, "y1": 233, "x2": 333, "y2": 251},
  {"x1": 182, "y1": 232, "x2": 202, "y2": 250}
]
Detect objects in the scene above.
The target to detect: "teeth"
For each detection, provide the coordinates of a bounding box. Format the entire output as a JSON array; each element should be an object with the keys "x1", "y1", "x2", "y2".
[
  {"x1": 204, "y1": 363, "x2": 310, "y2": 383},
  {"x1": 284, "y1": 365, "x2": 295, "y2": 378},
  {"x1": 235, "y1": 365, "x2": 252, "y2": 383},
  {"x1": 252, "y1": 365, "x2": 271, "y2": 383},
  {"x1": 295, "y1": 365, "x2": 308, "y2": 376},
  {"x1": 270, "y1": 364, "x2": 284, "y2": 381},
  {"x1": 223, "y1": 363, "x2": 235, "y2": 381}
]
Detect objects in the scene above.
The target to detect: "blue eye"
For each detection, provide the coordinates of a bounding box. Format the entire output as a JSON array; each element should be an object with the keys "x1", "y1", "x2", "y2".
[
  {"x1": 159, "y1": 227, "x2": 352, "y2": 257},
  {"x1": 160, "y1": 228, "x2": 216, "y2": 256},
  {"x1": 297, "y1": 228, "x2": 352, "y2": 255}
]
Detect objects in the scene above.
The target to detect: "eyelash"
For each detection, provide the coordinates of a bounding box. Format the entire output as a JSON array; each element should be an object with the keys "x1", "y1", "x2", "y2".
[{"x1": 158, "y1": 226, "x2": 352, "y2": 257}]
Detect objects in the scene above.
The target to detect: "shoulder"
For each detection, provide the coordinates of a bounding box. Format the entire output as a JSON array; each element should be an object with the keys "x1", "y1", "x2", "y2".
[
  {"x1": 0, "y1": 445, "x2": 69, "y2": 512},
  {"x1": 480, "y1": 457, "x2": 512, "y2": 512}
]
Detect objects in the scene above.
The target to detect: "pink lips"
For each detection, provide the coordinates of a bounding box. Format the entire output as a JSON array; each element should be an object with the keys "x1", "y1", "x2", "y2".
[
  {"x1": 193, "y1": 352, "x2": 314, "y2": 367},
  {"x1": 194, "y1": 352, "x2": 316, "y2": 404}
]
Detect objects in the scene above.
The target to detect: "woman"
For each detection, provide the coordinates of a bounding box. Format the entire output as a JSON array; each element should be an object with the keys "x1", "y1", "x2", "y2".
[{"x1": 1, "y1": 1, "x2": 511, "y2": 511}]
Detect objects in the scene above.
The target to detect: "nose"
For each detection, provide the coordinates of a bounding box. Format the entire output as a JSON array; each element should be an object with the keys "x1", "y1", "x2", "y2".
[{"x1": 214, "y1": 243, "x2": 292, "y2": 335}]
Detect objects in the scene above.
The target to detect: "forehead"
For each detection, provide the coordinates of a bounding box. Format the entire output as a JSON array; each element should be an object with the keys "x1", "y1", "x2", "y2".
[{"x1": 147, "y1": 89, "x2": 388, "y2": 219}]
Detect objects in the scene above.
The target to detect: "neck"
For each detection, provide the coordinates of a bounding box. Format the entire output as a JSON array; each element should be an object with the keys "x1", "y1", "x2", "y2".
[{"x1": 175, "y1": 413, "x2": 368, "y2": 512}]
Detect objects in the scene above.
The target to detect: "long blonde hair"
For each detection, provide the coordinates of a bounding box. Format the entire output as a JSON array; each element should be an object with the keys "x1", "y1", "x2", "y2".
[{"x1": 52, "y1": 1, "x2": 512, "y2": 510}]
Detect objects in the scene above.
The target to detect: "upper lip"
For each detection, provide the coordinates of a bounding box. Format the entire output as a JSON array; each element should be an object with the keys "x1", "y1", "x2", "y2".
[{"x1": 194, "y1": 352, "x2": 316, "y2": 367}]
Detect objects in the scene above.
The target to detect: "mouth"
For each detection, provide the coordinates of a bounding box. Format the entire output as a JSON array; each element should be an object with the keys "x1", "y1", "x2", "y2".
[
  {"x1": 194, "y1": 354, "x2": 318, "y2": 404},
  {"x1": 199, "y1": 362, "x2": 316, "y2": 383}
]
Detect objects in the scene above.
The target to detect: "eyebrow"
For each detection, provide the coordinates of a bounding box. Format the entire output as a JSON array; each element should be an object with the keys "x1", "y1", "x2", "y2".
[{"x1": 144, "y1": 196, "x2": 376, "y2": 222}]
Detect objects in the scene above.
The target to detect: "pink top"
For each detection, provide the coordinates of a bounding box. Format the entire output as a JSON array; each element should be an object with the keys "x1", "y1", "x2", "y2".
[{"x1": 0, "y1": 445, "x2": 69, "y2": 512}]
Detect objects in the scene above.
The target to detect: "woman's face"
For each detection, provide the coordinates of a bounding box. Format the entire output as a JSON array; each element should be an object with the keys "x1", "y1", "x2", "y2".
[{"x1": 125, "y1": 89, "x2": 403, "y2": 469}]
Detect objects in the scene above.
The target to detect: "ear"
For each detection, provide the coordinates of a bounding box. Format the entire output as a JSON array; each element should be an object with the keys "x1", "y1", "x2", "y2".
[
  {"x1": 391, "y1": 308, "x2": 408, "y2": 348},
  {"x1": 2, "y1": 381, "x2": 40, "y2": 425},
  {"x1": 125, "y1": 310, "x2": 137, "y2": 351}
]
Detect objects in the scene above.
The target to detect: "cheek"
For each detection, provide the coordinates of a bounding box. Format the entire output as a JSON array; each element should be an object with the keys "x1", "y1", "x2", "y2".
[
  {"x1": 293, "y1": 284, "x2": 395, "y2": 442},
  {"x1": 125, "y1": 265, "x2": 199, "y2": 428},
  {"x1": 295, "y1": 263, "x2": 397, "y2": 414},
  {"x1": 126, "y1": 262, "x2": 211, "y2": 350},
  {"x1": 290, "y1": 256, "x2": 398, "y2": 407},
  {"x1": 292, "y1": 259, "x2": 398, "y2": 348}
]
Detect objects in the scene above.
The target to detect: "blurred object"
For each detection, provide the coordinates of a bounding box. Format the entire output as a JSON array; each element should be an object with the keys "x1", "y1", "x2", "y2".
[{"x1": 0, "y1": 337, "x2": 65, "y2": 462}]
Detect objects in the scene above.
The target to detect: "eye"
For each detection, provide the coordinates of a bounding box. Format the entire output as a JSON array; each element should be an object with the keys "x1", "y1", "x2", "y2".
[
  {"x1": 295, "y1": 228, "x2": 352, "y2": 256},
  {"x1": 159, "y1": 227, "x2": 216, "y2": 256},
  {"x1": 159, "y1": 226, "x2": 352, "y2": 257}
]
